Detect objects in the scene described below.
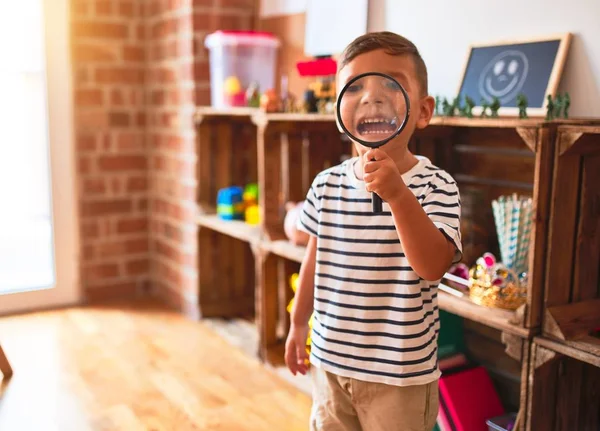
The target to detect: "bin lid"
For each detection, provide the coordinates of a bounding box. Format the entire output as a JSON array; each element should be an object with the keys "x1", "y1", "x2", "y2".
[{"x1": 205, "y1": 30, "x2": 280, "y2": 49}]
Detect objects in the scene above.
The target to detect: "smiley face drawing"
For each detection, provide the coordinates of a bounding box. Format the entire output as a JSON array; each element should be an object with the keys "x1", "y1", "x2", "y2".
[{"x1": 478, "y1": 50, "x2": 529, "y2": 104}]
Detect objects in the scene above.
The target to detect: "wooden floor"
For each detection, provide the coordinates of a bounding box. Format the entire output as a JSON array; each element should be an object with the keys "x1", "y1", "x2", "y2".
[{"x1": 0, "y1": 299, "x2": 312, "y2": 430}]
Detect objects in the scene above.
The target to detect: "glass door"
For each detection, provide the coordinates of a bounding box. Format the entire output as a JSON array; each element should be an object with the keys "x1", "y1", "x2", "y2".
[{"x1": 0, "y1": 0, "x2": 80, "y2": 314}]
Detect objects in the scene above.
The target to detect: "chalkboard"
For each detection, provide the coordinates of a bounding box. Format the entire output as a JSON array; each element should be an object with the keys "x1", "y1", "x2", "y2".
[{"x1": 456, "y1": 34, "x2": 571, "y2": 116}]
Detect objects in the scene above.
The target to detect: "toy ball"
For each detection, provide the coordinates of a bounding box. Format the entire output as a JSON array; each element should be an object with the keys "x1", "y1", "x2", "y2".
[
  {"x1": 224, "y1": 76, "x2": 241, "y2": 96},
  {"x1": 284, "y1": 201, "x2": 309, "y2": 246}
]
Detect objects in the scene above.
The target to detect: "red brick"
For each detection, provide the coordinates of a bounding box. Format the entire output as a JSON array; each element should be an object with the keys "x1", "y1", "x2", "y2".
[
  {"x1": 137, "y1": 113, "x2": 146, "y2": 127},
  {"x1": 77, "y1": 134, "x2": 97, "y2": 152},
  {"x1": 73, "y1": 43, "x2": 118, "y2": 62},
  {"x1": 111, "y1": 89, "x2": 125, "y2": 105},
  {"x1": 86, "y1": 263, "x2": 120, "y2": 282},
  {"x1": 73, "y1": 0, "x2": 90, "y2": 16},
  {"x1": 81, "y1": 199, "x2": 132, "y2": 216},
  {"x1": 83, "y1": 178, "x2": 107, "y2": 194},
  {"x1": 127, "y1": 176, "x2": 148, "y2": 192},
  {"x1": 78, "y1": 157, "x2": 91, "y2": 174},
  {"x1": 119, "y1": 1, "x2": 135, "y2": 17},
  {"x1": 109, "y1": 112, "x2": 130, "y2": 127},
  {"x1": 110, "y1": 177, "x2": 123, "y2": 194},
  {"x1": 95, "y1": 0, "x2": 112, "y2": 15},
  {"x1": 95, "y1": 67, "x2": 144, "y2": 84},
  {"x1": 195, "y1": 87, "x2": 211, "y2": 105},
  {"x1": 86, "y1": 282, "x2": 140, "y2": 302},
  {"x1": 137, "y1": 198, "x2": 148, "y2": 211},
  {"x1": 193, "y1": 12, "x2": 211, "y2": 31},
  {"x1": 126, "y1": 238, "x2": 149, "y2": 254},
  {"x1": 220, "y1": 0, "x2": 255, "y2": 8},
  {"x1": 73, "y1": 21, "x2": 129, "y2": 39},
  {"x1": 137, "y1": 24, "x2": 146, "y2": 40},
  {"x1": 98, "y1": 155, "x2": 147, "y2": 171},
  {"x1": 117, "y1": 217, "x2": 148, "y2": 233},
  {"x1": 124, "y1": 46, "x2": 145, "y2": 62},
  {"x1": 76, "y1": 89, "x2": 104, "y2": 106},
  {"x1": 117, "y1": 132, "x2": 144, "y2": 151},
  {"x1": 126, "y1": 259, "x2": 149, "y2": 275},
  {"x1": 76, "y1": 111, "x2": 108, "y2": 128},
  {"x1": 81, "y1": 221, "x2": 99, "y2": 239},
  {"x1": 193, "y1": 60, "x2": 210, "y2": 82},
  {"x1": 82, "y1": 245, "x2": 95, "y2": 261}
]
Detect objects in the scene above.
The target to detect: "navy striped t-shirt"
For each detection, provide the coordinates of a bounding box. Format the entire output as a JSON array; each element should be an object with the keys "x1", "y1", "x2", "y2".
[{"x1": 298, "y1": 155, "x2": 462, "y2": 386}]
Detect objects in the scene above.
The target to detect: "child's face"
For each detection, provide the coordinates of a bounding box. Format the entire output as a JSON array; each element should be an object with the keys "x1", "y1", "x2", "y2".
[{"x1": 336, "y1": 49, "x2": 434, "y2": 157}]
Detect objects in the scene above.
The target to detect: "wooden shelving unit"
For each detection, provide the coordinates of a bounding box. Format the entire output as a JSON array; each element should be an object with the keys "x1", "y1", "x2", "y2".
[{"x1": 193, "y1": 108, "x2": 600, "y2": 430}]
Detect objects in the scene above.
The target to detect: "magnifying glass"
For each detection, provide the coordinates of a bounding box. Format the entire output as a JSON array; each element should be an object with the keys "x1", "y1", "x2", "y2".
[{"x1": 336, "y1": 72, "x2": 410, "y2": 213}]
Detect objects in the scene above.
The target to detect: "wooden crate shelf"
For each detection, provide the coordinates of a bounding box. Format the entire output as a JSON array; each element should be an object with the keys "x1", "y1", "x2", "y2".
[
  {"x1": 193, "y1": 107, "x2": 600, "y2": 429},
  {"x1": 542, "y1": 125, "x2": 600, "y2": 369},
  {"x1": 525, "y1": 338, "x2": 600, "y2": 430}
]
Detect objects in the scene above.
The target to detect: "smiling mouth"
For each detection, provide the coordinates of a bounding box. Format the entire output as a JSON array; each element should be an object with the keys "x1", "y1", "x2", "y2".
[{"x1": 356, "y1": 116, "x2": 398, "y2": 136}]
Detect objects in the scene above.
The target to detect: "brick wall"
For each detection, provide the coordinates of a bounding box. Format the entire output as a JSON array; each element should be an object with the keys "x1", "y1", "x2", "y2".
[
  {"x1": 72, "y1": 0, "x2": 256, "y2": 308},
  {"x1": 147, "y1": 0, "x2": 256, "y2": 316},
  {"x1": 72, "y1": 0, "x2": 149, "y2": 302}
]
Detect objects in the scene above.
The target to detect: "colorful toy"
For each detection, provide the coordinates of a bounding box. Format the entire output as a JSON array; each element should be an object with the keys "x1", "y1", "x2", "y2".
[
  {"x1": 217, "y1": 186, "x2": 245, "y2": 220},
  {"x1": 223, "y1": 76, "x2": 246, "y2": 107},
  {"x1": 260, "y1": 88, "x2": 280, "y2": 112},
  {"x1": 246, "y1": 82, "x2": 260, "y2": 108},
  {"x1": 284, "y1": 201, "x2": 310, "y2": 246},
  {"x1": 243, "y1": 183, "x2": 260, "y2": 224},
  {"x1": 287, "y1": 273, "x2": 313, "y2": 357}
]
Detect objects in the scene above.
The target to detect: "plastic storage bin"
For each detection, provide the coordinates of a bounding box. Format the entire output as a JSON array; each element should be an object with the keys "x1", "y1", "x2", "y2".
[{"x1": 204, "y1": 30, "x2": 280, "y2": 108}]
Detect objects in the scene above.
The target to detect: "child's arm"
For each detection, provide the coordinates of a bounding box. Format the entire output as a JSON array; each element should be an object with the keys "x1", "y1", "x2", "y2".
[
  {"x1": 363, "y1": 149, "x2": 459, "y2": 281},
  {"x1": 285, "y1": 234, "x2": 317, "y2": 375}
]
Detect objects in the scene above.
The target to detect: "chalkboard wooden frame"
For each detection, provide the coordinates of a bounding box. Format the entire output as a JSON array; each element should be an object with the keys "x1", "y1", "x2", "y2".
[{"x1": 456, "y1": 33, "x2": 572, "y2": 118}]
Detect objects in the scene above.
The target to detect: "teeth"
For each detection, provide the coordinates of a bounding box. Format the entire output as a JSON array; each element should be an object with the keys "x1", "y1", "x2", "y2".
[{"x1": 362, "y1": 118, "x2": 388, "y2": 124}]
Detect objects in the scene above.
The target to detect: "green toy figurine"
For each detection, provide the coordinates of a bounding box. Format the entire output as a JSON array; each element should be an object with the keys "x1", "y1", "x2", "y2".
[
  {"x1": 435, "y1": 95, "x2": 441, "y2": 116},
  {"x1": 563, "y1": 93, "x2": 570, "y2": 118},
  {"x1": 554, "y1": 94, "x2": 563, "y2": 118},
  {"x1": 545, "y1": 95, "x2": 554, "y2": 120},
  {"x1": 516, "y1": 93, "x2": 528, "y2": 119},
  {"x1": 480, "y1": 99, "x2": 490, "y2": 118},
  {"x1": 464, "y1": 96, "x2": 475, "y2": 118},
  {"x1": 442, "y1": 98, "x2": 451, "y2": 116},
  {"x1": 490, "y1": 97, "x2": 500, "y2": 117}
]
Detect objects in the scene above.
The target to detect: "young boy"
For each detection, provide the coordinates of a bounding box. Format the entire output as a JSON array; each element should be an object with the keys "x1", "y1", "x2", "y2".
[{"x1": 285, "y1": 31, "x2": 463, "y2": 431}]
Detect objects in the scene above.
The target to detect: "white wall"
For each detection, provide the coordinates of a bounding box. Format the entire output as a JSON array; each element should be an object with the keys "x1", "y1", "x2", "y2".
[{"x1": 370, "y1": 0, "x2": 600, "y2": 117}]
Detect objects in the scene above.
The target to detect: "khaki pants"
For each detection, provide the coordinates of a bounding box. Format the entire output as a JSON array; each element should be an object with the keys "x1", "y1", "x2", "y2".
[{"x1": 309, "y1": 366, "x2": 438, "y2": 431}]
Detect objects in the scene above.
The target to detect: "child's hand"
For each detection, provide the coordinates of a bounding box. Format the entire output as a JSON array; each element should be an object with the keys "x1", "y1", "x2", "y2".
[
  {"x1": 285, "y1": 323, "x2": 310, "y2": 376},
  {"x1": 363, "y1": 149, "x2": 407, "y2": 204}
]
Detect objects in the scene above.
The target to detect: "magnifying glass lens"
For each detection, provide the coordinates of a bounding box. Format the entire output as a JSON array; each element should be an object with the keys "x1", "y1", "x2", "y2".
[{"x1": 338, "y1": 74, "x2": 408, "y2": 146}]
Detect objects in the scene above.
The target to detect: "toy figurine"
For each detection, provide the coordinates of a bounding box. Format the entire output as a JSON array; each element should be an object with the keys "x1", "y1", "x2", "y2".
[
  {"x1": 260, "y1": 88, "x2": 280, "y2": 113},
  {"x1": 516, "y1": 93, "x2": 528, "y2": 119},
  {"x1": 217, "y1": 186, "x2": 245, "y2": 221},
  {"x1": 490, "y1": 97, "x2": 500, "y2": 117},
  {"x1": 563, "y1": 93, "x2": 570, "y2": 118},
  {"x1": 442, "y1": 98, "x2": 451, "y2": 116},
  {"x1": 480, "y1": 99, "x2": 490, "y2": 118},
  {"x1": 553, "y1": 93, "x2": 563, "y2": 118},
  {"x1": 246, "y1": 81, "x2": 260, "y2": 108},
  {"x1": 464, "y1": 96, "x2": 475, "y2": 118},
  {"x1": 435, "y1": 95, "x2": 442, "y2": 115},
  {"x1": 545, "y1": 95, "x2": 554, "y2": 120}
]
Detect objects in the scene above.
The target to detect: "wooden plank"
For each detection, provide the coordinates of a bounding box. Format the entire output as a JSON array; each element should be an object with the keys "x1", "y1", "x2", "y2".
[
  {"x1": 573, "y1": 154, "x2": 600, "y2": 301},
  {"x1": 258, "y1": 124, "x2": 285, "y2": 241},
  {"x1": 257, "y1": 252, "x2": 279, "y2": 361},
  {"x1": 196, "y1": 121, "x2": 214, "y2": 212},
  {"x1": 534, "y1": 336, "x2": 600, "y2": 368},
  {"x1": 437, "y1": 287, "x2": 530, "y2": 338},
  {"x1": 516, "y1": 127, "x2": 538, "y2": 151},
  {"x1": 196, "y1": 214, "x2": 261, "y2": 245},
  {"x1": 526, "y1": 344, "x2": 559, "y2": 431},
  {"x1": 555, "y1": 357, "x2": 584, "y2": 430},
  {"x1": 546, "y1": 298, "x2": 600, "y2": 340},
  {"x1": 265, "y1": 240, "x2": 306, "y2": 264},
  {"x1": 544, "y1": 132, "x2": 582, "y2": 307},
  {"x1": 454, "y1": 150, "x2": 535, "y2": 186},
  {"x1": 525, "y1": 125, "x2": 554, "y2": 329}
]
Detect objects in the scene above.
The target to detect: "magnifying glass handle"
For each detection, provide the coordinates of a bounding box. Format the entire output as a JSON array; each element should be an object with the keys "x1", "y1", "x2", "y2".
[{"x1": 372, "y1": 192, "x2": 383, "y2": 213}]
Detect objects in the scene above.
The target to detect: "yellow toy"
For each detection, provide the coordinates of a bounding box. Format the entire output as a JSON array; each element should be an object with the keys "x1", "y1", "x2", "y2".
[
  {"x1": 245, "y1": 204, "x2": 260, "y2": 225},
  {"x1": 287, "y1": 273, "x2": 313, "y2": 356},
  {"x1": 224, "y1": 76, "x2": 241, "y2": 95}
]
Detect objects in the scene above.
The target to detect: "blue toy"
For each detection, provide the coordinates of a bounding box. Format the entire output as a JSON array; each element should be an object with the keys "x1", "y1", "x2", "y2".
[{"x1": 217, "y1": 186, "x2": 245, "y2": 220}]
